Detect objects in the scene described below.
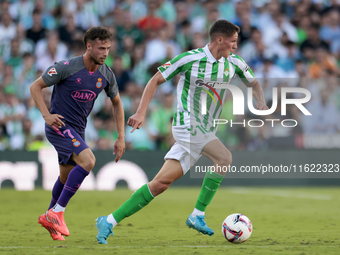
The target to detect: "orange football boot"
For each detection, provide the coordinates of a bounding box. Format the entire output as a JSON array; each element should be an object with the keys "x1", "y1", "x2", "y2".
[
  {"x1": 38, "y1": 214, "x2": 65, "y2": 241},
  {"x1": 46, "y1": 209, "x2": 70, "y2": 236}
]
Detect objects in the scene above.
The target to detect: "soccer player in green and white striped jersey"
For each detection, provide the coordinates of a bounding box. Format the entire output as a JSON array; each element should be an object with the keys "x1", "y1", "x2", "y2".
[{"x1": 95, "y1": 20, "x2": 269, "y2": 244}]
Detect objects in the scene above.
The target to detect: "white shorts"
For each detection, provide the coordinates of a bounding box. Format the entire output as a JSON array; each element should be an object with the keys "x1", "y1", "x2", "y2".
[{"x1": 164, "y1": 125, "x2": 218, "y2": 174}]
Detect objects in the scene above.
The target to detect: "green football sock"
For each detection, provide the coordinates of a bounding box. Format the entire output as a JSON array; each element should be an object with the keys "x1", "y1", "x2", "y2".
[
  {"x1": 195, "y1": 170, "x2": 224, "y2": 212},
  {"x1": 112, "y1": 184, "x2": 154, "y2": 223}
]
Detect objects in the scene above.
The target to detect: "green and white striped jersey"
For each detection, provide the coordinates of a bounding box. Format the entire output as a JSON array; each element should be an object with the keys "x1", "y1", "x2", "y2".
[{"x1": 158, "y1": 44, "x2": 255, "y2": 132}]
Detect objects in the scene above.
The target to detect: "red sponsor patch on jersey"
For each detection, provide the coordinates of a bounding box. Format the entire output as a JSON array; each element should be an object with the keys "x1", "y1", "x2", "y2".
[
  {"x1": 48, "y1": 67, "x2": 57, "y2": 76},
  {"x1": 162, "y1": 61, "x2": 171, "y2": 68}
]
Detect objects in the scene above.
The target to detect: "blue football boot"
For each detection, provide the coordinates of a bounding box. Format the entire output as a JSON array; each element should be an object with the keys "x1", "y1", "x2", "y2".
[
  {"x1": 95, "y1": 216, "x2": 113, "y2": 244},
  {"x1": 186, "y1": 214, "x2": 214, "y2": 236}
]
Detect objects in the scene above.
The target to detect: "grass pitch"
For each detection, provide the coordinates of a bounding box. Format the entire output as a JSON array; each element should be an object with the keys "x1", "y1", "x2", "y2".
[{"x1": 0, "y1": 187, "x2": 339, "y2": 255}]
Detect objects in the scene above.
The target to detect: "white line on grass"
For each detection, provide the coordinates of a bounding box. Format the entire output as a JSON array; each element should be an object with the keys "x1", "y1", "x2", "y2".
[
  {"x1": 229, "y1": 188, "x2": 333, "y2": 200},
  {"x1": 77, "y1": 245, "x2": 340, "y2": 249},
  {"x1": 2, "y1": 245, "x2": 339, "y2": 249}
]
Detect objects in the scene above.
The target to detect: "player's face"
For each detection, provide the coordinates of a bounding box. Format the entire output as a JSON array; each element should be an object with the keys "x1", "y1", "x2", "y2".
[
  {"x1": 89, "y1": 39, "x2": 111, "y2": 65},
  {"x1": 218, "y1": 32, "x2": 238, "y2": 58}
]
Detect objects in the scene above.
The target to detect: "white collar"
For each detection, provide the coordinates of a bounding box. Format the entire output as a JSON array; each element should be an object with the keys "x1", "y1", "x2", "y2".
[{"x1": 203, "y1": 44, "x2": 226, "y2": 63}]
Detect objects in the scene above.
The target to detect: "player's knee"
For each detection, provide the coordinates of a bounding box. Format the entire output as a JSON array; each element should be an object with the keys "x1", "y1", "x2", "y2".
[
  {"x1": 81, "y1": 155, "x2": 96, "y2": 171},
  {"x1": 87, "y1": 156, "x2": 96, "y2": 170},
  {"x1": 217, "y1": 150, "x2": 232, "y2": 167},
  {"x1": 226, "y1": 150, "x2": 232, "y2": 165}
]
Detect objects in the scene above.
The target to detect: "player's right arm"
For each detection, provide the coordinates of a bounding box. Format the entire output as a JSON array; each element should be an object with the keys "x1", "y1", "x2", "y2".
[
  {"x1": 127, "y1": 71, "x2": 166, "y2": 133},
  {"x1": 30, "y1": 77, "x2": 65, "y2": 131},
  {"x1": 128, "y1": 50, "x2": 200, "y2": 132}
]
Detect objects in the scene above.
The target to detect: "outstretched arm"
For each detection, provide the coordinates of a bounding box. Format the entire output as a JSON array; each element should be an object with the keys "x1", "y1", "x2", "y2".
[
  {"x1": 30, "y1": 77, "x2": 65, "y2": 131},
  {"x1": 110, "y1": 94, "x2": 125, "y2": 162},
  {"x1": 244, "y1": 79, "x2": 269, "y2": 110},
  {"x1": 127, "y1": 71, "x2": 166, "y2": 132}
]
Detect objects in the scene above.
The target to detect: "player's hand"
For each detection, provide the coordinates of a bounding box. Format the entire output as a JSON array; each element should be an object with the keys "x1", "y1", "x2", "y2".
[
  {"x1": 255, "y1": 102, "x2": 269, "y2": 110},
  {"x1": 113, "y1": 137, "x2": 125, "y2": 163},
  {"x1": 127, "y1": 113, "x2": 144, "y2": 133},
  {"x1": 44, "y1": 114, "x2": 65, "y2": 131}
]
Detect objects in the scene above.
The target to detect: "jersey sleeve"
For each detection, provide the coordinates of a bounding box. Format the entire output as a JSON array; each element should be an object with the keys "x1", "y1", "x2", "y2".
[
  {"x1": 232, "y1": 54, "x2": 256, "y2": 84},
  {"x1": 41, "y1": 61, "x2": 70, "y2": 87},
  {"x1": 158, "y1": 51, "x2": 199, "y2": 81},
  {"x1": 104, "y1": 68, "x2": 119, "y2": 98}
]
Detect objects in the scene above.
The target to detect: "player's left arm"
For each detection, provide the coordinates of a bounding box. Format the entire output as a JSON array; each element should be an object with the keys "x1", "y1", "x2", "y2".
[
  {"x1": 234, "y1": 55, "x2": 269, "y2": 111},
  {"x1": 110, "y1": 94, "x2": 125, "y2": 162},
  {"x1": 244, "y1": 79, "x2": 269, "y2": 110}
]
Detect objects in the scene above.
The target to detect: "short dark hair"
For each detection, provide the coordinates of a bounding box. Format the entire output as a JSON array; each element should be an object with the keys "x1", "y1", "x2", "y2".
[
  {"x1": 32, "y1": 9, "x2": 41, "y2": 16},
  {"x1": 23, "y1": 52, "x2": 33, "y2": 58},
  {"x1": 84, "y1": 27, "x2": 112, "y2": 47},
  {"x1": 209, "y1": 20, "x2": 240, "y2": 41}
]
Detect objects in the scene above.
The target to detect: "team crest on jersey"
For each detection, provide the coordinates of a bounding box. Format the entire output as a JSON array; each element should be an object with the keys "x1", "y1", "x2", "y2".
[
  {"x1": 72, "y1": 138, "x2": 81, "y2": 147},
  {"x1": 96, "y1": 78, "x2": 103, "y2": 88},
  {"x1": 162, "y1": 61, "x2": 171, "y2": 68},
  {"x1": 224, "y1": 68, "x2": 229, "y2": 77},
  {"x1": 48, "y1": 68, "x2": 57, "y2": 76}
]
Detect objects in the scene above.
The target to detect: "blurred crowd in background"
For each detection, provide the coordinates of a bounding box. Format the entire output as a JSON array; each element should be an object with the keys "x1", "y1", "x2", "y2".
[{"x1": 0, "y1": 0, "x2": 340, "y2": 152}]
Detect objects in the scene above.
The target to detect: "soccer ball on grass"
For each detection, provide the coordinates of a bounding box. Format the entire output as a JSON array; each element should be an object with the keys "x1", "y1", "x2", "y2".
[{"x1": 222, "y1": 213, "x2": 252, "y2": 243}]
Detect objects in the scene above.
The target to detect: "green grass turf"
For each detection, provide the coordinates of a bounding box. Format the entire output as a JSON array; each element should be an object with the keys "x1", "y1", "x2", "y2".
[{"x1": 0, "y1": 187, "x2": 339, "y2": 255}]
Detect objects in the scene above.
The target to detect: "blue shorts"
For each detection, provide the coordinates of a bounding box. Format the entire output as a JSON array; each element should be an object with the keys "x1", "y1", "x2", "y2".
[{"x1": 45, "y1": 123, "x2": 89, "y2": 166}]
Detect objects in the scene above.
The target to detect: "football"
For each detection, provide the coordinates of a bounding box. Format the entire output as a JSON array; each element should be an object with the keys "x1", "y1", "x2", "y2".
[{"x1": 222, "y1": 213, "x2": 253, "y2": 243}]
